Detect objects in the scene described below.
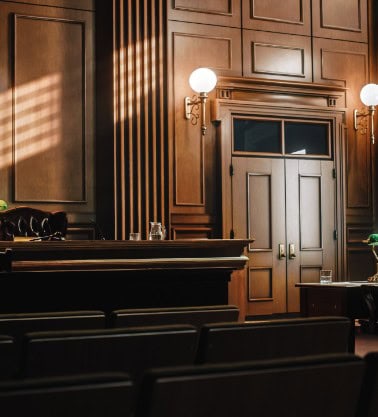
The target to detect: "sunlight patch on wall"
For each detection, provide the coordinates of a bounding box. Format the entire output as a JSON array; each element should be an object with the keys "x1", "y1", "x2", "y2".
[{"x1": 0, "y1": 73, "x2": 61, "y2": 170}]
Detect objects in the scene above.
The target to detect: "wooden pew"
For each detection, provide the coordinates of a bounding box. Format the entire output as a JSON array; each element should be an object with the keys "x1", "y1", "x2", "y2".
[
  {"x1": 109, "y1": 305, "x2": 240, "y2": 328},
  {"x1": 0, "y1": 310, "x2": 106, "y2": 340},
  {"x1": 21, "y1": 325, "x2": 198, "y2": 385},
  {"x1": 135, "y1": 353, "x2": 365, "y2": 417},
  {"x1": 0, "y1": 310, "x2": 106, "y2": 377},
  {"x1": 0, "y1": 335, "x2": 17, "y2": 380},
  {"x1": 195, "y1": 316, "x2": 354, "y2": 364},
  {"x1": 356, "y1": 351, "x2": 378, "y2": 417},
  {"x1": 0, "y1": 372, "x2": 134, "y2": 417}
]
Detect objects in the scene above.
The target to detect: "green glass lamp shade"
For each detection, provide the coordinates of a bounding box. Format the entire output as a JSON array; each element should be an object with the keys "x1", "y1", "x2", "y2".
[
  {"x1": 366, "y1": 234, "x2": 378, "y2": 246},
  {"x1": 0, "y1": 200, "x2": 7, "y2": 211}
]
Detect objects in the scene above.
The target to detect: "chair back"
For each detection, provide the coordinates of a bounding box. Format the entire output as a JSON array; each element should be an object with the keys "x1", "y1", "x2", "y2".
[
  {"x1": 135, "y1": 353, "x2": 365, "y2": 417},
  {"x1": 22, "y1": 324, "x2": 198, "y2": 385},
  {"x1": 0, "y1": 206, "x2": 67, "y2": 240},
  {"x1": 0, "y1": 372, "x2": 134, "y2": 417},
  {"x1": 196, "y1": 316, "x2": 354, "y2": 364},
  {"x1": 110, "y1": 305, "x2": 240, "y2": 328}
]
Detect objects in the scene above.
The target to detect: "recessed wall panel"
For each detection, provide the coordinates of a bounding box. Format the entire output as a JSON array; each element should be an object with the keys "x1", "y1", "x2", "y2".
[
  {"x1": 170, "y1": 21, "x2": 241, "y2": 207},
  {"x1": 169, "y1": 0, "x2": 241, "y2": 27},
  {"x1": 13, "y1": 15, "x2": 85, "y2": 202},
  {"x1": 299, "y1": 175, "x2": 321, "y2": 249},
  {"x1": 247, "y1": 173, "x2": 272, "y2": 249},
  {"x1": 243, "y1": 0, "x2": 311, "y2": 35},
  {"x1": 243, "y1": 30, "x2": 312, "y2": 81},
  {"x1": 248, "y1": 268, "x2": 272, "y2": 300},
  {"x1": 312, "y1": 0, "x2": 367, "y2": 42}
]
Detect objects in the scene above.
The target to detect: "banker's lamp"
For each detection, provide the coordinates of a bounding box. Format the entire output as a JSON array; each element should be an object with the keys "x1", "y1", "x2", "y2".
[
  {"x1": 354, "y1": 83, "x2": 378, "y2": 144},
  {"x1": 363, "y1": 234, "x2": 378, "y2": 282},
  {"x1": 184, "y1": 67, "x2": 217, "y2": 135}
]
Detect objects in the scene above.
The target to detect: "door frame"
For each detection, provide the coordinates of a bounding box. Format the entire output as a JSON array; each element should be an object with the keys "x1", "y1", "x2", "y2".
[{"x1": 212, "y1": 85, "x2": 347, "y2": 314}]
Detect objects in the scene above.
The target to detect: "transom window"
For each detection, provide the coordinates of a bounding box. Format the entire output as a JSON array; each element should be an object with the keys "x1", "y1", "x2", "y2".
[{"x1": 233, "y1": 116, "x2": 331, "y2": 158}]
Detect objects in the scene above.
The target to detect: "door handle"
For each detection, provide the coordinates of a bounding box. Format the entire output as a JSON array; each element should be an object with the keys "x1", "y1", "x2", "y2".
[
  {"x1": 279, "y1": 243, "x2": 286, "y2": 260},
  {"x1": 289, "y1": 243, "x2": 296, "y2": 259}
]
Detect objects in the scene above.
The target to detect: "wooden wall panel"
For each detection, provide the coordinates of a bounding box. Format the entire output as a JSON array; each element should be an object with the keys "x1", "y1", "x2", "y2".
[
  {"x1": 242, "y1": 30, "x2": 312, "y2": 81},
  {"x1": 0, "y1": 1, "x2": 94, "y2": 234},
  {"x1": 110, "y1": 0, "x2": 168, "y2": 239},
  {"x1": 169, "y1": 21, "x2": 241, "y2": 212},
  {"x1": 14, "y1": 0, "x2": 95, "y2": 10},
  {"x1": 13, "y1": 14, "x2": 86, "y2": 202},
  {"x1": 312, "y1": 0, "x2": 368, "y2": 42},
  {"x1": 168, "y1": 0, "x2": 241, "y2": 27},
  {"x1": 242, "y1": 0, "x2": 311, "y2": 35},
  {"x1": 313, "y1": 38, "x2": 371, "y2": 220}
]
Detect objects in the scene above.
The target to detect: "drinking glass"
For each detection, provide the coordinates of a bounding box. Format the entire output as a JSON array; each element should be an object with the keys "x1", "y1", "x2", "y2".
[
  {"x1": 320, "y1": 269, "x2": 332, "y2": 284},
  {"x1": 129, "y1": 232, "x2": 141, "y2": 240}
]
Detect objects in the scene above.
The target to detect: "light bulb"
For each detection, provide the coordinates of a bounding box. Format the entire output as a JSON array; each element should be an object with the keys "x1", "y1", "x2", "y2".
[
  {"x1": 189, "y1": 68, "x2": 217, "y2": 94},
  {"x1": 360, "y1": 83, "x2": 378, "y2": 106}
]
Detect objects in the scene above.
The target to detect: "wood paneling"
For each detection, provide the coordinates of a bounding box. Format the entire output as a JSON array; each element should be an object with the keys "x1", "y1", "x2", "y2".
[
  {"x1": 168, "y1": 0, "x2": 241, "y2": 27},
  {"x1": 97, "y1": 0, "x2": 168, "y2": 240},
  {"x1": 169, "y1": 21, "x2": 241, "y2": 213},
  {"x1": 313, "y1": 37, "x2": 371, "y2": 221},
  {"x1": 312, "y1": 0, "x2": 368, "y2": 42},
  {"x1": 242, "y1": 0, "x2": 311, "y2": 35},
  {"x1": 13, "y1": 14, "x2": 86, "y2": 202},
  {"x1": 347, "y1": 247, "x2": 375, "y2": 281},
  {"x1": 0, "y1": 1, "x2": 94, "y2": 225},
  {"x1": 3, "y1": 0, "x2": 95, "y2": 10},
  {"x1": 242, "y1": 30, "x2": 312, "y2": 81}
]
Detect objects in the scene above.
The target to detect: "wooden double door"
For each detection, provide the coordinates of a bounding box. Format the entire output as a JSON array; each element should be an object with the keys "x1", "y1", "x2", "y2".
[{"x1": 232, "y1": 156, "x2": 337, "y2": 315}]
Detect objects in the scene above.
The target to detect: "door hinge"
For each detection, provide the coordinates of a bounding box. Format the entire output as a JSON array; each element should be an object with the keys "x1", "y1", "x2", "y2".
[
  {"x1": 334, "y1": 229, "x2": 338, "y2": 240},
  {"x1": 229, "y1": 164, "x2": 234, "y2": 176},
  {"x1": 230, "y1": 229, "x2": 235, "y2": 239},
  {"x1": 332, "y1": 168, "x2": 336, "y2": 179}
]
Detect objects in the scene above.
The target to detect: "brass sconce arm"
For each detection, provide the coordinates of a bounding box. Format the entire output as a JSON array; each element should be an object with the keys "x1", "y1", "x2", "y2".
[
  {"x1": 354, "y1": 106, "x2": 376, "y2": 144},
  {"x1": 184, "y1": 92, "x2": 208, "y2": 135}
]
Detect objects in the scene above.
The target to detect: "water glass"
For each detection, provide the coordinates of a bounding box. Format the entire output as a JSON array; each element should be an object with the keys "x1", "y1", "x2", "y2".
[
  {"x1": 129, "y1": 232, "x2": 141, "y2": 240},
  {"x1": 320, "y1": 269, "x2": 332, "y2": 284}
]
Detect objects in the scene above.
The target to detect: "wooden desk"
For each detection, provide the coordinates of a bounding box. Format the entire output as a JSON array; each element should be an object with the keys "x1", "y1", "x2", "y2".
[
  {"x1": 296, "y1": 282, "x2": 370, "y2": 320},
  {"x1": 0, "y1": 239, "x2": 249, "y2": 314}
]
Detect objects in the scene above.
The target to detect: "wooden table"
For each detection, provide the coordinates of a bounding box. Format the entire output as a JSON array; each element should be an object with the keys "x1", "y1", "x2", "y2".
[{"x1": 295, "y1": 282, "x2": 371, "y2": 320}]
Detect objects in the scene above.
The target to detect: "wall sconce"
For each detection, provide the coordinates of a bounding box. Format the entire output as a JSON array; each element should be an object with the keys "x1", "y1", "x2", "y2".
[
  {"x1": 184, "y1": 67, "x2": 217, "y2": 135},
  {"x1": 354, "y1": 83, "x2": 378, "y2": 144}
]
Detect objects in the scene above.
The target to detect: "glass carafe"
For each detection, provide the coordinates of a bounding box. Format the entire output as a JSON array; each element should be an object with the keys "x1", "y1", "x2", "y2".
[{"x1": 149, "y1": 222, "x2": 166, "y2": 240}]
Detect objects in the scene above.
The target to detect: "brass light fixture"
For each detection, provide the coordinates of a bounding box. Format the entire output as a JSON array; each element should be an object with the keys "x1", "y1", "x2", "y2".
[
  {"x1": 184, "y1": 67, "x2": 217, "y2": 135},
  {"x1": 354, "y1": 83, "x2": 378, "y2": 144}
]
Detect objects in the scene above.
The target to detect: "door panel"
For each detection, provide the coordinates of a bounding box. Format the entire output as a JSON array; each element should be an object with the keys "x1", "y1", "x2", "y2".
[
  {"x1": 232, "y1": 157, "x2": 336, "y2": 315},
  {"x1": 286, "y1": 159, "x2": 336, "y2": 312},
  {"x1": 232, "y1": 157, "x2": 287, "y2": 315}
]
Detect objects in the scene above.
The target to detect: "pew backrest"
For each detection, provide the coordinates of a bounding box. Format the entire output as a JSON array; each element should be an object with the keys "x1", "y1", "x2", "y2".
[
  {"x1": 0, "y1": 372, "x2": 134, "y2": 417},
  {"x1": 110, "y1": 305, "x2": 240, "y2": 328},
  {"x1": 195, "y1": 316, "x2": 354, "y2": 364},
  {"x1": 135, "y1": 353, "x2": 365, "y2": 417},
  {"x1": 22, "y1": 324, "x2": 198, "y2": 384}
]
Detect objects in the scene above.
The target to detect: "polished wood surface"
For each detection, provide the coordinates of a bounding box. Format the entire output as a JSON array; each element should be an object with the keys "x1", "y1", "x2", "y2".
[
  {"x1": 296, "y1": 282, "x2": 370, "y2": 320},
  {"x1": 0, "y1": 239, "x2": 249, "y2": 314}
]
